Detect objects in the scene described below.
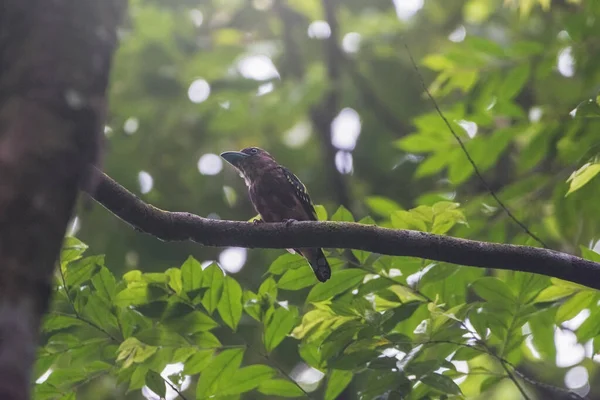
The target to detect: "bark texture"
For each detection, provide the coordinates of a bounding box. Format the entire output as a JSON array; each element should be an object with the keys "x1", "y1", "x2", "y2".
[{"x1": 0, "y1": 1, "x2": 124, "y2": 398}]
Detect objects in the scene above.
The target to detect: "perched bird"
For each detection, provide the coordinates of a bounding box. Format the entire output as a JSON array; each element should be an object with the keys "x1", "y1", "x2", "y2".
[{"x1": 220, "y1": 147, "x2": 331, "y2": 282}]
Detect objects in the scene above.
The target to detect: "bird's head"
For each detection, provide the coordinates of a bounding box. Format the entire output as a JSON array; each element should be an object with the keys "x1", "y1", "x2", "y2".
[{"x1": 220, "y1": 147, "x2": 277, "y2": 183}]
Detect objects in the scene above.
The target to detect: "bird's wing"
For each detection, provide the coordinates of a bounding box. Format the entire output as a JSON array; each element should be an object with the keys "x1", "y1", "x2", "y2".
[{"x1": 280, "y1": 166, "x2": 317, "y2": 220}]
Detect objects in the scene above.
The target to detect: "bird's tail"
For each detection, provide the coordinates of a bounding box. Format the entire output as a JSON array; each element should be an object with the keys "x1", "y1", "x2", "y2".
[{"x1": 300, "y1": 248, "x2": 331, "y2": 282}]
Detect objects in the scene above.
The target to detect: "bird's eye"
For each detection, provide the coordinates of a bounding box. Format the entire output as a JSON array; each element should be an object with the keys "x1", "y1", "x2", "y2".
[{"x1": 250, "y1": 148, "x2": 258, "y2": 154}]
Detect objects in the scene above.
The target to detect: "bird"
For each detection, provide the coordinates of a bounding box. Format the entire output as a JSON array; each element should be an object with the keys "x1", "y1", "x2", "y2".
[{"x1": 220, "y1": 147, "x2": 331, "y2": 282}]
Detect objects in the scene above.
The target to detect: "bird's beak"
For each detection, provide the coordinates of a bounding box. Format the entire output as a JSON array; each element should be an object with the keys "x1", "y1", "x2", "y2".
[{"x1": 220, "y1": 151, "x2": 249, "y2": 168}]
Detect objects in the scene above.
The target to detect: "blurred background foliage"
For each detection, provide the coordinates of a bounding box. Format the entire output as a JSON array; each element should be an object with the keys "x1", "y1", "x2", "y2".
[{"x1": 41, "y1": 0, "x2": 600, "y2": 398}]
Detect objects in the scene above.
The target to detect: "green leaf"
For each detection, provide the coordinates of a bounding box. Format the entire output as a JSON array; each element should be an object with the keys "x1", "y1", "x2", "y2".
[
  {"x1": 421, "y1": 373, "x2": 462, "y2": 395},
  {"x1": 581, "y1": 246, "x2": 600, "y2": 263},
  {"x1": 511, "y1": 271, "x2": 550, "y2": 304},
  {"x1": 566, "y1": 163, "x2": 600, "y2": 196},
  {"x1": 127, "y1": 365, "x2": 148, "y2": 392},
  {"x1": 278, "y1": 265, "x2": 317, "y2": 290},
  {"x1": 331, "y1": 205, "x2": 354, "y2": 222},
  {"x1": 422, "y1": 54, "x2": 454, "y2": 70},
  {"x1": 195, "y1": 348, "x2": 244, "y2": 398},
  {"x1": 268, "y1": 253, "x2": 308, "y2": 275},
  {"x1": 91, "y1": 267, "x2": 117, "y2": 302},
  {"x1": 416, "y1": 151, "x2": 450, "y2": 177},
  {"x1": 306, "y1": 269, "x2": 367, "y2": 303},
  {"x1": 165, "y1": 268, "x2": 183, "y2": 294},
  {"x1": 123, "y1": 270, "x2": 142, "y2": 283},
  {"x1": 500, "y1": 63, "x2": 530, "y2": 99},
  {"x1": 217, "y1": 276, "x2": 243, "y2": 331},
  {"x1": 142, "y1": 272, "x2": 168, "y2": 284},
  {"x1": 145, "y1": 370, "x2": 166, "y2": 398},
  {"x1": 136, "y1": 327, "x2": 188, "y2": 347},
  {"x1": 181, "y1": 256, "x2": 203, "y2": 292},
  {"x1": 381, "y1": 301, "x2": 422, "y2": 331},
  {"x1": 60, "y1": 236, "x2": 89, "y2": 265},
  {"x1": 314, "y1": 204, "x2": 328, "y2": 221},
  {"x1": 535, "y1": 278, "x2": 585, "y2": 302},
  {"x1": 165, "y1": 310, "x2": 219, "y2": 333},
  {"x1": 173, "y1": 347, "x2": 195, "y2": 363},
  {"x1": 258, "y1": 277, "x2": 278, "y2": 298},
  {"x1": 480, "y1": 375, "x2": 504, "y2": 393},
  {"x1": 117, "y1": 337, "x2": 157, "y2": 369},
  {"x1": 82, "y1": 295, "x2": 118, "y2": 333},
  {"x1": 264, "y1": 306, "x2": 298, "y2": 352},
  {"x1": 508, "y1": 40, "x2": 545, "y2": 57},
  {"x1": 431, "y1": 209, "x2": 466, "y2": 234},
  {"x1": 357, "y1": 277, "x2": 394, "y2": 296},
  {"x1": 243, "y1": 290, "x2": 262, "y2": 322},
  {"x1": 114, "y1": 285, "x2": 150, "y2": 307},
  {"x1": 220, "y1": 365, "x2": 276, "y2": 395},
  {"x1": 44, "y1": 368, "x2": 89, "y2": 388},
  {"x1": 576, "y1": 307, "x2": 600, "y2": 342},
  {"x1": 471, "y1": 277, "x2": 517, "y2": 304},
  {"x1": 397, "y1": 133, "x2": 450, "y2": 153},
  {"x1": 391, "y1": 210, "x2": 428, "y2": 231},
  {"x1": 448, "y1": 148, "x2": 475, "y2": 184},
  {"x1": 411, "y1": 206, "x2": 434, "y2": 223},
  {"x1": 529, "y1": 308, "x2": 557, "y2": 360},
  {"x1": 556, "y1": 291, "x2": 596, "y2": 324},
  {"x1": 432, "y1": 201, "x2": 460, "y2": 213},
  {"x1": 42, "y1": 315, "x2": 86, "y2": 332},
  {"x1": 191, "y1": 331, "x2": 222, "y2": 349},
  {"x1": 258, "y1": 379, "x2": 304, "y2": 397},
  {"x1": 325, "y1": 370, "x2": 353, "y2": 400},
  {"x1": 201, "y1": 264, "x2": 225, "y2": 313},
  {"x1": 329, "y1": 350, "x2": 379, "y2": 370},
  {"x1": 572, "y1": 98, "x2": 600, "y2": 118},
  {"x1": 365, "y1": 196, "x2": 403, "y2": 217},
  {"x1": 65, "y1": 255, "x2": 103, "y2": 288},
  {"x1": 183, "y1": 349, "x2": 214, "y2": 375},
  {"x1": 452, "y1": 346, "x2": 483, "y2": 361},
  {"x1": 368, "y1": 357, "x2": 398, "y2": 370},
  {"x1": 419, "y1": 263, "x2": 457, "y2": 287}
]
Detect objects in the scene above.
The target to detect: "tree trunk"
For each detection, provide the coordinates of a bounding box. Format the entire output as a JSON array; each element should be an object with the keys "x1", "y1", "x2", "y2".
[{"x1": 0, "y1": 1, "x2": 125, "y2": 398}]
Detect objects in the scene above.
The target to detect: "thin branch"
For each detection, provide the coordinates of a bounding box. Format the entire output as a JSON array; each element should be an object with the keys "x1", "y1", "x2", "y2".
[
  {"x1": 162, "y1": 375, "x2": 189, "y2": 400},
  {"x1": 403, "y1": 43, "x2": 548, "y2": 249},
  {"x1": 253, "y1": 347, "x2": 312, "y2": 400},
  {"x1": 498, "y1": 360, "x2": 532, "y2": 400},
  {"x1": 460, "y1": 321, "x2": 581, "y2": 400},
  {"x1": 57, "y1": 263, "x2": 119, "y2": 342},
  {"x1": 456, "y1": 315, "x2": 532, "y2": 399},
  {"x1": 50, "y1": 311, "x2": 118, "y2": 343},
  {"x1": 423, "y1": 339, "x2": 529, "y2": 399},
  {"x1": 86, "y1": 167, "x2": 600, "y2": 290},
  {"x1": 501, "y1": 357, "x2": 588, "y2": 400}
]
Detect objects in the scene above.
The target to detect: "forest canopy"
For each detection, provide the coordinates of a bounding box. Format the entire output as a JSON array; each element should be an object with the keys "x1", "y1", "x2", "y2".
[{"x1": 15, "y1": 0, "x2": 600, "y2": 399}]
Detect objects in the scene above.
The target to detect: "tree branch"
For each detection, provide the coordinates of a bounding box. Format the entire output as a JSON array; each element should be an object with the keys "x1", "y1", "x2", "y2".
[
  {"x1": 403, "y1": 43, "x2": 548, "y2": 248},
  {"x1": 87, "y1": 167, "x2": 600, "y2": 291}
]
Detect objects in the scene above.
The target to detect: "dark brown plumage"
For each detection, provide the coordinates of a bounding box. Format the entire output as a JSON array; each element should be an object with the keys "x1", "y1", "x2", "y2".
[{"x1": 220, "y1": 147, "x2": 331, "y2": 282}]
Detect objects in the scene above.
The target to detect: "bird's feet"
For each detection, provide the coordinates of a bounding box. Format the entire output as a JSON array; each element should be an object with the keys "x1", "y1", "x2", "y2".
[
  {"x1": 282, "y1": 219, "x2": 297, "y2": 227},
  {"x1": 252, "y1": 218, "x2": 264, "y2": 225}
]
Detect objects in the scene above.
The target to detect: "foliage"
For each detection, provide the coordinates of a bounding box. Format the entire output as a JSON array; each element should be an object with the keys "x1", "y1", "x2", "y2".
[
  {"x1": 37, "y1": 202, "x2": 600, "y2": 398},
  {"x1": 51, "y1": 0, "x2": 600, "y2": 398}
]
